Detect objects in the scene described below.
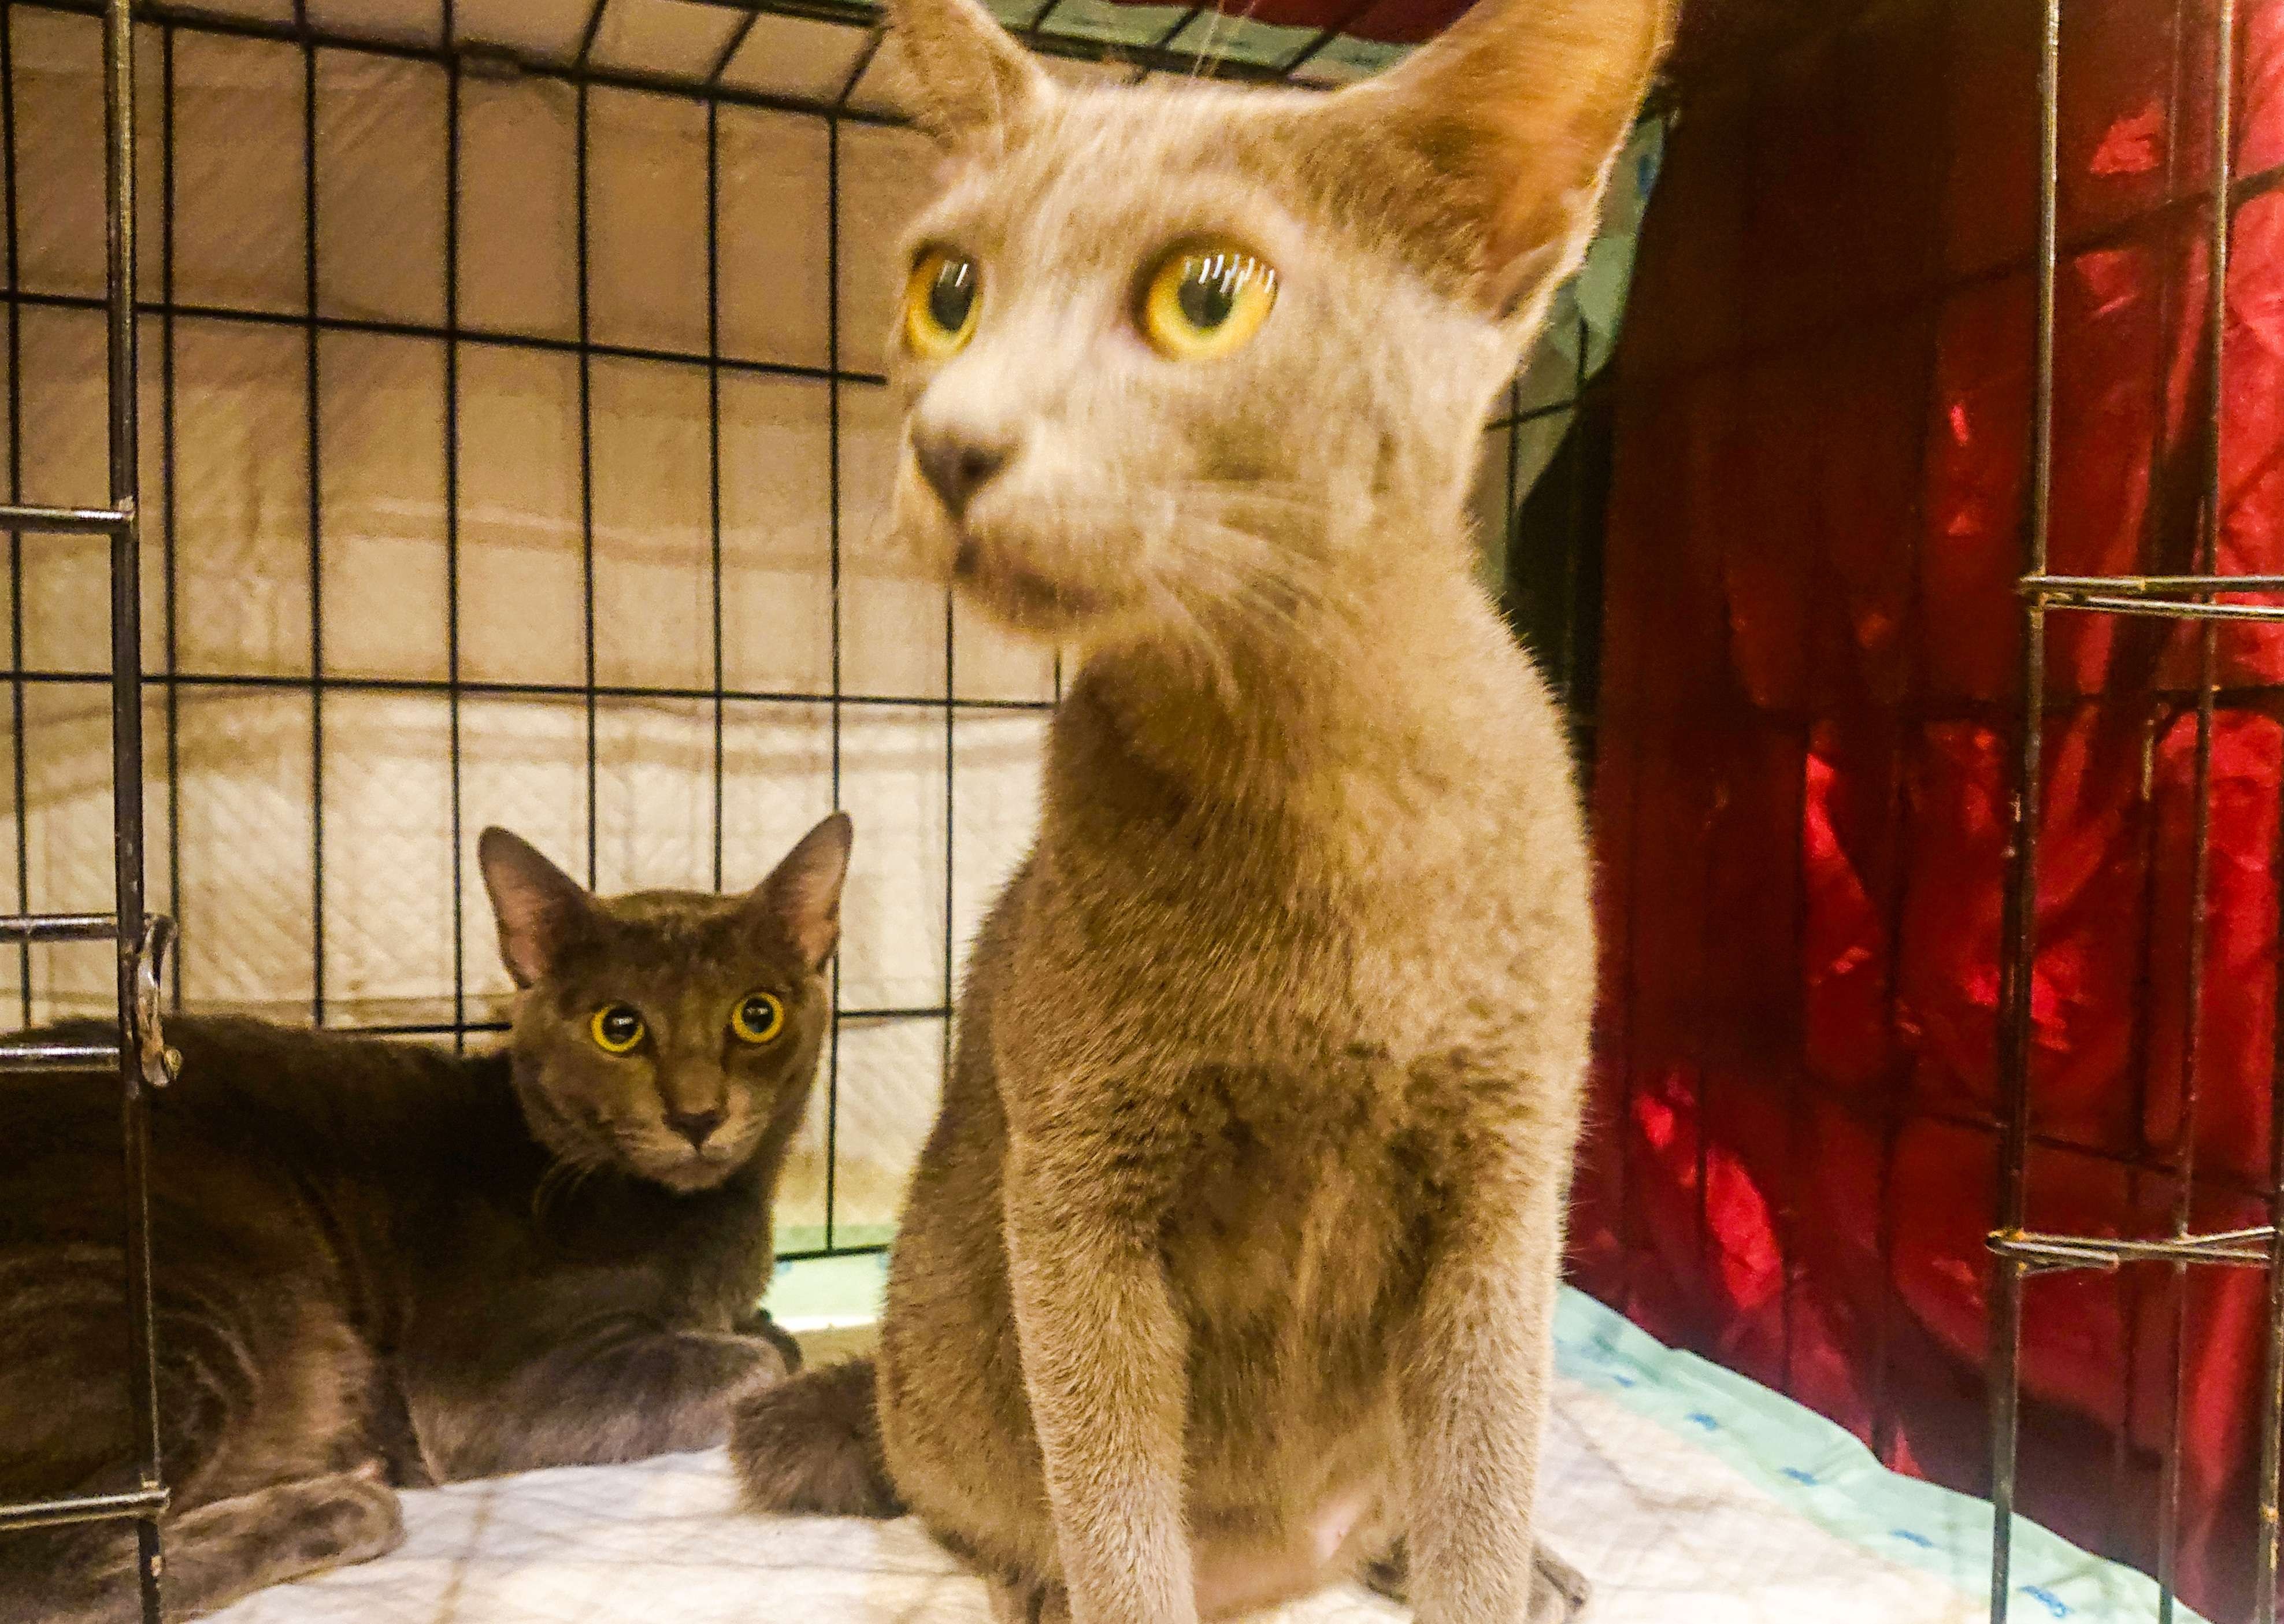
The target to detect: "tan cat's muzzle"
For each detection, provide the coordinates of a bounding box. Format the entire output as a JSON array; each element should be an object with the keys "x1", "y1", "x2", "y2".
[
  {"x1": 948, "y1": 532, "x2": 1121, "y2": 638},
  {"x1": 899, "y1": 384, "x2": 1148, "y2": 642},
  {"x1": 899, "y1": 444, "x2": 1129, "y2": 640}
]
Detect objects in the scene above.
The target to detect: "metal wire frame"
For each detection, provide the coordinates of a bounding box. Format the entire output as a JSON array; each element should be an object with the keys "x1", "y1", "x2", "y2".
[
  {"x1": 1985, "y1": 1, "x2": 2284, "y2": 1621},
  {"x1": 0, "y1": 0, "x2": 1404, "y2": 1285},
  {"x1": 0, "y1": 0, "x2": 1057, "y2": 1274},
  {"x1": 20, "y1": 0, "x2": 1377, "y2": 102},
  {"x1": 0, "y1": 0, "x2": 172, "y2": 1615},
  {"x1": 683, "y1": 0, "x2": 1358, "y2": 84}
]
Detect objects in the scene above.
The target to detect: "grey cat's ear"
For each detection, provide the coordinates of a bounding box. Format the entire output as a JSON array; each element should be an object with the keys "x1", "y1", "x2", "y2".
[
  {"x1": 746, "y1": 811, "x2": 855, "y2": 973},
  {"x1": 1329, "y1": 0, "x2": 1673, "y2": 314},
  {"x1": 477, "y1": 828, "x2": 591, "y2": 989},
  {"x1": 883, "y1": 0, "x2": 1051, "y2": 151}
]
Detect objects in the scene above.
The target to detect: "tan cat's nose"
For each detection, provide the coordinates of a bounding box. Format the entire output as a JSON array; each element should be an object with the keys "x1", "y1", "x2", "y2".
[
  {"x1": 665, "y1": 1107, "x2": 724, "y2": 1149},
  {"x1": 914, "y1": 428, "x2": 1010, "y2": 521}
]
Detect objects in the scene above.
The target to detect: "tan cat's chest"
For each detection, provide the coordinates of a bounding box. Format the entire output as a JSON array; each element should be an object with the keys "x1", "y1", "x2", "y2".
[
  {"x1": 1125, "y1": 1053, "x2": 1426, "y2": 1541},
  {"x1": 1009, "y1": 668, "x2": 1593, "y2": 1088},
  {"x1": 1001, "y1": 807, "x2": 1579, "y2": 1107},
  {"x1": 1157, "y1": 1052, "x2": 1425, "y2": 1307}
]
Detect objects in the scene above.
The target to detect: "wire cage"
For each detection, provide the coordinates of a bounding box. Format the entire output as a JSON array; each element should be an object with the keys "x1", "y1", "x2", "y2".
[
  {"x1": 1986, "y1": 2, "x2": 2284, "y2": 1621},
  {"x1": 0, "y1": 0, "x2": 1640, "y2": 1252},
  {"x1": 0, "y1": 2, "x2": 1634, "y2": 1618}
]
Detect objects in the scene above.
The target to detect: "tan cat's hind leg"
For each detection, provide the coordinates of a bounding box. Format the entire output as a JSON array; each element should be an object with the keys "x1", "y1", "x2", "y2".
[{"x1": 1362, "y1": 1539, "x2": 1593, "y2": 1623}]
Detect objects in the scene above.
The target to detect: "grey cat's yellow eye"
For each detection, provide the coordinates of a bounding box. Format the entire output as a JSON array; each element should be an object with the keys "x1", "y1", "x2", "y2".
[
  {"x1": 590, "y1": 1004, "x2": 645, "y2": 1055},
  {"x1": 731, "y1": 992, "x2": 785, "y2": 1046},
  {"x1": 904, "y1": 249, "x2": 980, "y2": 361},
  {"x1": 1139, "y1": 240, "x2": 1277, "y2": 361}
]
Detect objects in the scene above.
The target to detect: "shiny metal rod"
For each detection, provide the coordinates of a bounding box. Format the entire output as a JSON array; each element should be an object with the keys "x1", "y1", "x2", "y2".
[
  {"x1": 99, "y1": 1, "x2": 165, "y2": 1618},
  {"x1": 1989, "y1": 2, "x2": 2061, "y2": 1618}
]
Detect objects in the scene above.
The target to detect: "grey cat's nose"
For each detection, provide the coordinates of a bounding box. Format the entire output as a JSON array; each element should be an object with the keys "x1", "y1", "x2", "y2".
[
  {"x1": 665, "y1": 1108, "x2": 724, "y2": 1149},
  {"x1": 914, "y1": 429, "x2": 1010, "y2": 520}
]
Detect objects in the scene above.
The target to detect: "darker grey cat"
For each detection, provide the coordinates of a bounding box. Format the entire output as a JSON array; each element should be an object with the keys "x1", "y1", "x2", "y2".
[{"x1": 0, "y1": 811, "x2": 851, "y2": 1623}]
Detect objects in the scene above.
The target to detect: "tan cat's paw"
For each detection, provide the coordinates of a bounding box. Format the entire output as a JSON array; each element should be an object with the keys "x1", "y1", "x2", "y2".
[
  {"x1": 987, "y1": 1575, "x2": 1066, "y2": 1624},
  {"x1": 1529, "y1": 1544, "x2": 1593, "y2": 1623}
]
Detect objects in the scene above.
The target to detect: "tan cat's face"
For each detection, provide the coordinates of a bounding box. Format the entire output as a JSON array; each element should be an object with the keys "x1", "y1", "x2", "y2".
[{"x1": 877, "y1": 0, "x2": 1672, "y2": 652}]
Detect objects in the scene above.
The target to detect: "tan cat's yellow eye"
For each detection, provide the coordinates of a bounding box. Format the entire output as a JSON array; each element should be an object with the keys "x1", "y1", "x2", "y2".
[
  {"x1": 904, "y1": 249, "x2": 980, "y2": 361},
  {"x1": 1139, "y1": 240, "x2": 1278, "y2": 362},
  {"x1": 731, "y1": 992, "x2": 785, "y2": 1046},
  {"x1": 591, "y1": 1004, "x2": 645, "y2": 1054}
]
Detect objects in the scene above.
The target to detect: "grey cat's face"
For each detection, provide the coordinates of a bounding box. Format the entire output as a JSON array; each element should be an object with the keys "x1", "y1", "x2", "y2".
[
  {"x1": 875, "y1": 0, "x2": 1670, "y2": 654},
  {"x1": 477, "y1": 815, "x2": 852, "y2": 1193}
]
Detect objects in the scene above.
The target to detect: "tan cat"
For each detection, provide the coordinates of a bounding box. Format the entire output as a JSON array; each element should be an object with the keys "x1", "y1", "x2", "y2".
[{"x1": 732, "y1": 2, "x2": 1670, "y2": 1621}]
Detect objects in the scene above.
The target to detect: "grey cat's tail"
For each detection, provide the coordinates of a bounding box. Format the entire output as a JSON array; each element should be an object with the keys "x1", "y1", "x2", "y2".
[{"x1": 731, "y1": 1356, "x2": 902, "y2": 1518}]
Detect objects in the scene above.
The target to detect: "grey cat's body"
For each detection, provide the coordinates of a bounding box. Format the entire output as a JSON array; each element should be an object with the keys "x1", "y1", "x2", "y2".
[
  {"x1": 733, "y1": 2, "x2": 1669, "y2": 1619},
  {"x1": 0, "y1": 814, "x2": 851, "y2": 1623}
]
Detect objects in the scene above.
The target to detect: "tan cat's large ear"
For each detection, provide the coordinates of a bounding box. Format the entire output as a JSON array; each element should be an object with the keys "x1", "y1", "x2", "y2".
[
  {"x1": 884, "y1": 0, "x2": 1051, "y2": 151},
  {"x1": 1328, "y1": 0, "x2": 1673, "y2": 314},
  {"x1": 746, "y1": 812, "x2": 855, "y2": 973},
  {"x1": 478, "y1": 828, "x2": 591, "y2": 990}
]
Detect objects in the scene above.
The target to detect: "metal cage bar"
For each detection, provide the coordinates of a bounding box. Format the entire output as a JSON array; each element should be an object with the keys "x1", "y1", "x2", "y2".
[
  {"x1": 1988, "y1": 0, "x2": 2062, "y2": 1616},
  {"x1": 0, "y1": 1, "x2": 172, "y2": 1618}
]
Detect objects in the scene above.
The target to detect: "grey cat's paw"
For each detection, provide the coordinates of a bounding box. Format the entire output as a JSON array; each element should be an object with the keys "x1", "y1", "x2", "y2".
[
  {"x1": 286, "y1": 1470, "x2": 407, "y2": 1571},
  {"x1": 731, "y1": 1306, "x2": 803, "y2": 1374}
]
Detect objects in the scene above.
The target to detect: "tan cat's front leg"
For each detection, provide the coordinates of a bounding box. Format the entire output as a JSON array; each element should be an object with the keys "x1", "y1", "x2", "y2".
[
  {"x1": 1399, "y1": 1164, "x2": 1572, "y2": 1624},
  {"x1": 1003, "y1": 1134, "x2": 1196, "y2": 1624}
]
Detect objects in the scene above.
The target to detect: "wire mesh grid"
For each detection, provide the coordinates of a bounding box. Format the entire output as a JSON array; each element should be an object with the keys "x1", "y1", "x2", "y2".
[
  {"x1": 1986, "y1": 2, "x2": 2284, "y2": 1621},
  {"x1": 0, "y1": 0, "x2": 1055, "y2": 1270},
  {"x1": 0, "y1": 0, "x2": 1612, "y2": 1259}
]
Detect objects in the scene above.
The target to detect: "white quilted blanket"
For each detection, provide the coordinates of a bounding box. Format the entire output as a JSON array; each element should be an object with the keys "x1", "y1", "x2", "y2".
[
  {"x1": 204, "y1": 1393, "x2": 1946, "y2": 1624},
  {"x1": 210, "y1": 1289, "x2": 2182, "y2": 1624}
]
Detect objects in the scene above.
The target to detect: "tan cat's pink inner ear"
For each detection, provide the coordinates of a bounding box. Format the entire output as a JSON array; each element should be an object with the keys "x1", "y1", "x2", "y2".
[
  {"x1": 748, "y1": 811, "x2": 855, "y2": 973},
  {"x1": 477, "y1": 828, "x2": 591, "y2": 990},
  {"x1": 1344, "y1": 0, "x2": 1673, "y2": 312},
  {"x1": 884, "y1": 0, "x2": 1051, "y2": 150}
]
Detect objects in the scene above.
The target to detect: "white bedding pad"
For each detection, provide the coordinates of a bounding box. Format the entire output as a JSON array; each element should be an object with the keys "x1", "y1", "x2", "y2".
[{"x1": 208, "y1": 1286, "x2": 2196, "y2": 1624}]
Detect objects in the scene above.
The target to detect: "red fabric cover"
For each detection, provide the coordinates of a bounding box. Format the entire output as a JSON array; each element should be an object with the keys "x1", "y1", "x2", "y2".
[{"x1": 1582, "y1": 3, "x2": 2284, "y2": 1619}]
